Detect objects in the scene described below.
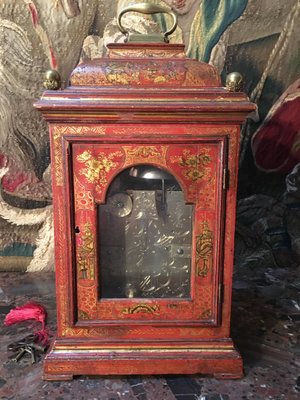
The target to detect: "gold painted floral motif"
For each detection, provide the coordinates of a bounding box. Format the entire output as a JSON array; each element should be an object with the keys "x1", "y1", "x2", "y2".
[
  {"x1": 122, "y1": 304, "x2": 159, "y2": 315},
  {"x1": 54, "y1": 125, "x2": 106, "y2": 136},
  {"x1": 170, "y1": 150, "x2": 211, "y2": 182},
  {"x1": 62, "y1": 326, "x2": 91, "y2": 337},
  {"x1": 108, "y1": 48, "x2": 186, "y2": 59},
  {"x1": 52, "y1": 125, "x2": 106, "y2": 186},
  {"x1": 196, "y1": 222, "x2": 213, "y2": 277},
  {"x1": 109, "y1": 126, "x2": 169, "y2": 136},
  {"x1": 123, "y1": 146, "x2": 168, "y2": 166},
  {"x1": 77, "y1": 150, "x2": 122, "y2": 186},
  {"x1": 125, "y1": 146, "x2": 160, "y2": 158},
  {"x1": 201, "y1": 309, "x2": 212, "y2": 319},
  {"x1": 62, "y1": 326, "x2": 129, "y2": 337},
  {"x1": 77, "y1": 221, "x2": 95, "y2": 280},
  {"x1": 78, "y1": 310, "x2": 90, "y2": 320},
  {"x1": 72, "y1": 60, "x2": 186, "y2": 86},
  {"x1": 74, "y1": 176, "x2": 94, "y2": 211},
  {"x1": 105, "y1": 62, "x2": 139, "y2": 85}
]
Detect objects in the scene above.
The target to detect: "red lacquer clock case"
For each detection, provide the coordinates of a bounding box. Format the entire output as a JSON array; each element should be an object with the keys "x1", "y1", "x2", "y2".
[{"x1": 35, "y1": 33, "x2": 255, "y2": 380}]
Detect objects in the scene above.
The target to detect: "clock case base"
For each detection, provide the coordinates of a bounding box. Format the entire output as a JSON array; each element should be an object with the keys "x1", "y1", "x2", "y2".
[{"x1": 43, "y1": 338, "x2": 243, "y2": 381}]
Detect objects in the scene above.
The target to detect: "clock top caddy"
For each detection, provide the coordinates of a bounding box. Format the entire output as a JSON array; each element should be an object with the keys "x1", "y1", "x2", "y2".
[{"x1": 35, "y1": 3, "x2": 255, "y2": 380}]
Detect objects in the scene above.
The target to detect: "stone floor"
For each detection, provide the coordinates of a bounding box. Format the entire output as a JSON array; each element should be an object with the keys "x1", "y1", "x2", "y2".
[{"x1": 0, "y1": 265, "x2": 299, "y2": 400}]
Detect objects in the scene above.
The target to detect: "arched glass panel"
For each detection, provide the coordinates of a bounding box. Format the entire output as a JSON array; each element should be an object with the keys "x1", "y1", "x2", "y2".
[{"x1": 98, "y1": 165, "x2": 193, "y2": 299}]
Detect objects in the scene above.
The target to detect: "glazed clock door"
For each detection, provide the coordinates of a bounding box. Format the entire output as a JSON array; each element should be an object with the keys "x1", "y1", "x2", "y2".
[{"x1": 71, "y1": 137, "x2": 227, "y2": 326}]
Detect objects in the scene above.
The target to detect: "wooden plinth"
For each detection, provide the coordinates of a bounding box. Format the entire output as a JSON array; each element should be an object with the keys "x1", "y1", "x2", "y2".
[{"x1": 43, "y1": 339, "x2": 243, "y2": 381}]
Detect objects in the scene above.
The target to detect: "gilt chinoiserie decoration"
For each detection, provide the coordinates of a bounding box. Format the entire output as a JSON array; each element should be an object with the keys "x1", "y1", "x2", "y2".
[{"x1": 35, "y1": 3, "x2": 255, "y2": 381}]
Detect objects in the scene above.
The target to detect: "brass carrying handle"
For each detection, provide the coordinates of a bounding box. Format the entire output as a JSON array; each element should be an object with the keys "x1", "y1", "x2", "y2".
[{"x1": 117, "y1": 3, "x2": 178, "y2": 42}]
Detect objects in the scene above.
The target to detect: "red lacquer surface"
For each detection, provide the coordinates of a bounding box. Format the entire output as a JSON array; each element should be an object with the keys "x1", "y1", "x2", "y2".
[{"x1": 35, "y1": 42, "x2": 255, "y2": 380}]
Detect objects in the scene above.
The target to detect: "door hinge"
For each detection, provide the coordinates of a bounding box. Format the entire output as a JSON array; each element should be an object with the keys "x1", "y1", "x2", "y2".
[{"x1": 222, "y1": 168, "x2": 229, "y2": 190}]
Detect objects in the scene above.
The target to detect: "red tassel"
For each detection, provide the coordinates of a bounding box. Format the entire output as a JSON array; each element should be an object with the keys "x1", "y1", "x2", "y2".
[{"x1": 4, "y1": 302, "x2": 48, "y2": 344}]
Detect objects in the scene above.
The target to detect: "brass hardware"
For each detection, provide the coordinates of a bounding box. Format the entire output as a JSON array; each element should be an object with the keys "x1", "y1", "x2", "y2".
[
  {"x1": 43, "y1": 69, "x2": 61, "y2": 90},
  {"x1": 117, "y1": 3, "x2": 177, "y2": 43},
  {"x1": 122, "y1": 304, "x2": 159, "y2": 314},
  {"x1": 226, "y1": 72, "x2": 243, "y2": 92}
]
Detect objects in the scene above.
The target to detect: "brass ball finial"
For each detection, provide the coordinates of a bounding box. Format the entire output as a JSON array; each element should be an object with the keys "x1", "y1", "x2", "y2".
[
  {"x1": 226, "y1": 72, "x2": 243, "y2": 92},
  {"x1": 43, "y1": 69, "x2": 61, "y2": 90}
]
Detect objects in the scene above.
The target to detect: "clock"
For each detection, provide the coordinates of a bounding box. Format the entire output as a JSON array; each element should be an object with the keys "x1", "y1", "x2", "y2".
[{"x1": 35, "y1": 3, "x2": 255, "y2": 381}]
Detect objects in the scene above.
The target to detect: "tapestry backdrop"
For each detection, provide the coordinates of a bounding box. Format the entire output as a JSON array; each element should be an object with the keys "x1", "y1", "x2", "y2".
[{"x1": 0, "y1": 0, "x2": 299, "y2": 271}]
